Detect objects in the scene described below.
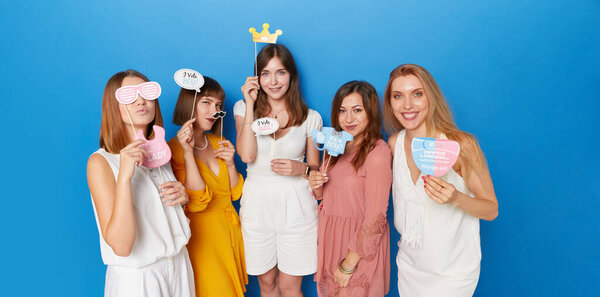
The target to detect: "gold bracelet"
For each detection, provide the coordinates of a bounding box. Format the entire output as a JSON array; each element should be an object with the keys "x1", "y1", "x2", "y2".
[{"x1": 338, "y1": 259, "x2": 356, "y2": 274}]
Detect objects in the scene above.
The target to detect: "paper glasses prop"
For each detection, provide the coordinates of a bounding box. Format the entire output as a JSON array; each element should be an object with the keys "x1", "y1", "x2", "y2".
[
  {"x1": 115, "y1": 82, "x2": 161, "y2": 104},
  {"x1": 311, "y1": 127, "x2": 354, "y2": 173},
  {"x1": 248, "y1": 23, "x2": 283, "y2": 75},
  {"x1": 114, "y1": 82, "x2": 172, "y2": 183},
  {"x1": 411, "y1": 137, "x2": 460, "y2": 177},
  {"x1": 174, "y1": 69, "x2": 205, "y2": 119},
  {"x1": 115, "y1": 81, "x2": 162, "y2": 135}
]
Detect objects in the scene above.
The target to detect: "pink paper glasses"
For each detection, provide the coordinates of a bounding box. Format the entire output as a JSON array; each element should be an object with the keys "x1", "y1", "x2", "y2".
[{"x1": 115, "y1": 82, "x2": 162, "y2": 104}]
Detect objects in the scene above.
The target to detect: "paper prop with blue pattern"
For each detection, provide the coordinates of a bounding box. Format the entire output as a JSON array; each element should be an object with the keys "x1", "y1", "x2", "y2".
[
  {"x1": 311, "y1": 127, "x2": 354, "y2": 157},
  {"x1": 174, "y1": 68, "x2": 205, "y2": 120},
  {"x1": 411, "y1": 137, "x2": 460, "y2": 177}
]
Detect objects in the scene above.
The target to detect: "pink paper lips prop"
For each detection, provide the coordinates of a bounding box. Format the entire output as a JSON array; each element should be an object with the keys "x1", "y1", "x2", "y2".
[
  {"x1": 135, "y1": 125, "x2": 172, "y2": 168},
  {"x1": 411, "y1": 137, "x2": 460, "y2": 177}
]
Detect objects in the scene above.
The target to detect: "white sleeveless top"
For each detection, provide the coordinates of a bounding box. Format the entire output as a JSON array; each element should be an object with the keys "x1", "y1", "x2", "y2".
[
  {"x1": 233, "y1": 100, "x2": 322, "y2": 177},
  {"x1": 90, "y1": 149, "x2": 191, "y2": 268},
  {"x1": 392, "y1": 130, "x2": 480, "y2": 295}
]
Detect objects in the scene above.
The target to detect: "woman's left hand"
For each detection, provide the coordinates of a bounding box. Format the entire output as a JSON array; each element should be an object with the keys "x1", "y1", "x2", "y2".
[
  {"x1": 333, "y1": 267, "x2": 352, "y2": 288},
  {"x1": 423, "y1": 175, "x2": 459, "y2": 205},
  {"x1": 271, "y1": 159, "x2": 306, "y2": 176},
  {"x1": 159, "y1": 181, "x2": 189, "y2": 207},
  {"x1": 214, "y1": 140, "x2": 236, "y2": 167}
]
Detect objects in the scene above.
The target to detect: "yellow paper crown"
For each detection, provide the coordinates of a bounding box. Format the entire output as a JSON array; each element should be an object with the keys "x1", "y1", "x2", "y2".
[{"x1": 249, "y1": 23, "x2": 282, "y2": 44}]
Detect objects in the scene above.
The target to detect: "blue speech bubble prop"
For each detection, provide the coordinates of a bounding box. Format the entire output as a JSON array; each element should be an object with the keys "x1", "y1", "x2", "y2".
[{"x1": 310, "y1": 127, "x2": 354, "y2": 157}]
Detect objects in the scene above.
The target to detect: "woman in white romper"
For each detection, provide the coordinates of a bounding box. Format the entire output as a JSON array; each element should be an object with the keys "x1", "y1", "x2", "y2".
[
  {"x1": 382, "y1": 64, "x2": 499, "y2": 297},
  {"x1": 235, "y1": 44, "x2": 322, "y2": 297},
  {"x1": 87, "y1": 70, "x2": 195, "y2": 297}
]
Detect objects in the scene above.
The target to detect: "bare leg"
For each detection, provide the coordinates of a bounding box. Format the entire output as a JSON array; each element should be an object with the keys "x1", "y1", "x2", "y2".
[
  {"x1": 279, "y1": 271, "x2": 304, "y2": 297},
  {"x1": 258, "y1": 266, "x2": 280, "y2": 297}
]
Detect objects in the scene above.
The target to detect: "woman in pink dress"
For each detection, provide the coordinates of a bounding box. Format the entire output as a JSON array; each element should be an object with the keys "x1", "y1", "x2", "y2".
[{"x1": 308, "y1": 81, "x2": 392, "y2": 297}]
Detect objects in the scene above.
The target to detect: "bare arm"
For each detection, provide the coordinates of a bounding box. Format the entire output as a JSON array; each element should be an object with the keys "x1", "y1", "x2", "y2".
[
  {"x1": 87, "y1": 140, "x2": 145, "y2": 257},
  {"x1": 387, "y1": 132, "x2": 399, "y2": 157},
  {"x1": 305, "y1": 136, "x2": 320, "y2": 172},
  {"x1": 235, "y1": 77, "x2": 260, "y2": 163}
]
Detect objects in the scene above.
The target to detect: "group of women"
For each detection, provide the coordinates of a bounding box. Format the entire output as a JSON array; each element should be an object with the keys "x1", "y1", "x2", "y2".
[{"x1": 87, "y1": 44, "x2": 499, "y2": 297}]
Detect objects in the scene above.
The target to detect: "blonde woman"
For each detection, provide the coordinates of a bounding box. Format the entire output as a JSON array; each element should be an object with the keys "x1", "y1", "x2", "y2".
[{"x1": 383, "y1": 64, "x2": 498, "y2": 297}]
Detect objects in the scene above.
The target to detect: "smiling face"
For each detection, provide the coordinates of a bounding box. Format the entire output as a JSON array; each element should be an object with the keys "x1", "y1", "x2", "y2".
[
  {"x1": 259, "y1": 56, "x2": 290, "y2": 101},
  {"x1": 338, "y1": 92, "x2": 369, "y2": 137},
  {"x1": 118, "y1": 76, "x2": 156, "y2": 130},
  {"x1": 390, "y1": 74, "x2": 430, "y2": 134},
  {"x1": 194, "y1": 96, "x2": 223, "y2": 131}
]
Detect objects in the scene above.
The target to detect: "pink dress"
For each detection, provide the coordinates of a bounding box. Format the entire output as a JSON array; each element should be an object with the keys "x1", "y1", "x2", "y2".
[{"x1": 316, "y1": 140, "x2": 393, "y2": 297}]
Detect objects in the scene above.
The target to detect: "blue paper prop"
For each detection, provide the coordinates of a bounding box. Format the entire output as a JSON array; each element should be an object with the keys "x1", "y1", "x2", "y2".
[{"x1": 310, "y1": 127, "x2": 354, "y2": 157}]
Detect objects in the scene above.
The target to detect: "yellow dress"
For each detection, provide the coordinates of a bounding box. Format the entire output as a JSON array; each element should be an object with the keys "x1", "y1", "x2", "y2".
[{"x1": 168, "y1": 133, "x2": 248, "y2": 297}]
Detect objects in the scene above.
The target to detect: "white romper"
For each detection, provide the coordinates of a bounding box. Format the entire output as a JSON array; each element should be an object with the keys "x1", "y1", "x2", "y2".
[
  {"x1": 233, "y1": 100, "x2": 322, "y2": 276},
  {"x1": 90, "y1": 149, "x2": 195, "y2": 297},
  {"x1": 392, "y1": 130, "x2": 481, "y2": 297}
]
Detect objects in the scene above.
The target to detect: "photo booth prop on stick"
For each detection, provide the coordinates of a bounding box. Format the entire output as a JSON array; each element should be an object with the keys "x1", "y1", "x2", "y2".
[
  {"x1": 115, "y1": 81, "x2": 172, "y2": 185},
  {"x1": 311, "y1": 127, "x2": 354, "y2": 173},
  {"x1": 212, "y1": 111, "x2": 226, "y2": 141},
  {"x1": 248, "y1": 23, "x2": 282, "y2": 75},
  {"x1": 174, "y1": 69, "x2": 205, "y2": 119},
  {"x1": 247, "y1": 23, "x2": 284, "y2": 159},
  {"x1": 135, "y1": 126, "x2": 172, "y2": 168},
  {"x1": 411, "y1": 137, "x2": 460, "y2": 177}
]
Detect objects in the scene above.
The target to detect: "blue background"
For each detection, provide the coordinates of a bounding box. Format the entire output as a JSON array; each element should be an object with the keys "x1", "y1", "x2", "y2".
[{"x1": 1, "y1": 0, "x2": 598, "y2": 296}]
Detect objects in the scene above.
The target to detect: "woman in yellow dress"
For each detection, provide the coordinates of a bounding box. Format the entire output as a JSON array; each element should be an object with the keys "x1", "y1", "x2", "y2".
[{"x1": 168, "y1": 76, "x2": 247, "y2": 297}]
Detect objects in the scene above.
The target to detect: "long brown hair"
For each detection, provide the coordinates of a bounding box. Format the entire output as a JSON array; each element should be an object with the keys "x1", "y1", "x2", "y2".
[
  {"x1": 172, "y1": 76, "x2": 224, "y2": 134},
  {"x1": 99, "y1": 70, "x2": 164, "y2": 154},
  {"x1": 382, "y1": 64, "x2": 485, "y2": 174},
  {"x1": 328, "y1": 81, "x2": 383, "y2": 171},
  {"x1": 254, "y1": 44, "x2": 308, "y2": 128}
]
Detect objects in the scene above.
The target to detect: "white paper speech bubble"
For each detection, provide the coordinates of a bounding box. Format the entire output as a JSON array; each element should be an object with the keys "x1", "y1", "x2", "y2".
[
  {"x1": 251, "y1": 117, "x2": 279, "y2": 136},
  {"x1": 174, "y1": 69, "x2": 205, "y2": 92}
]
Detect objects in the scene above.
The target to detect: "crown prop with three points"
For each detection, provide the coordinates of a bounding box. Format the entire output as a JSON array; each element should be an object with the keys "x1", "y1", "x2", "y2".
[{"x1": 249, "y1": 23, "x2": 283, "y2": 44}]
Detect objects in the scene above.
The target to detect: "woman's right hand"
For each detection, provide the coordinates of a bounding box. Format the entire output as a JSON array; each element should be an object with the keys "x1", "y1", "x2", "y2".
[
  {"x1": 118, "y1": 139, "x2": 147, "y2": 181},
  {"x1": 308, "y1": 170, "x2": 328, "y2": 191},
  {"x1": 176, "y1": 118, "x2": 196, "y2": 153},
  {"x1": 241, "y1": 76, "x2": 259, "y2": 105}
]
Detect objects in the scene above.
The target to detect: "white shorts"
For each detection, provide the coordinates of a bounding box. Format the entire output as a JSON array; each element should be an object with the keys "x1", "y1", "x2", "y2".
[
  {"x1": 240, "y1": 175, "x2": 318, "y2": 276},
  {"x1": 105, "y1": 248, "x2": 195, "y2": 297}
]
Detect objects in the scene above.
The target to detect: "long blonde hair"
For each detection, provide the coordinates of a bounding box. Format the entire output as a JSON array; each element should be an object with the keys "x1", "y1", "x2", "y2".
[{"x1": 382, "y1": 64, "x2": 485, "y2": 174}]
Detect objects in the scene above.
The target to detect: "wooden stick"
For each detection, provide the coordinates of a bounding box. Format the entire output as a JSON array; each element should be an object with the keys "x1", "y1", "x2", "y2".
[
  {"x1": 324, "y1": 155, "x2": 332, "y2": 174},
  {"x1": 273, "y1": 131, "x2": 277, "y2": 157},
  {"x1": 158, "y1": 166, "x2": 166, "y2": 183},
  {"x1": 254, "y1": 42, "x2": 257, "y2": 76},
  {"x1": 190, "y1": 92, "x2": 198, "y2": 119},
  {"x1": 124, "y1": 107, "x2": 136, "y2": 136},
  {"x1": 220, "y1": 117, "x2": 224, "y2": 141},
  {"x1": 321, "y1": 150, "x2": 327, "y2": 172}
]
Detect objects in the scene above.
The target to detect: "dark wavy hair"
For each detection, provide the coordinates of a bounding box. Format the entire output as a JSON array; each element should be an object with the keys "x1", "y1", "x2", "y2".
[{"x1": 328, "y1": 81, "x2": 382, "y2": 171}]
